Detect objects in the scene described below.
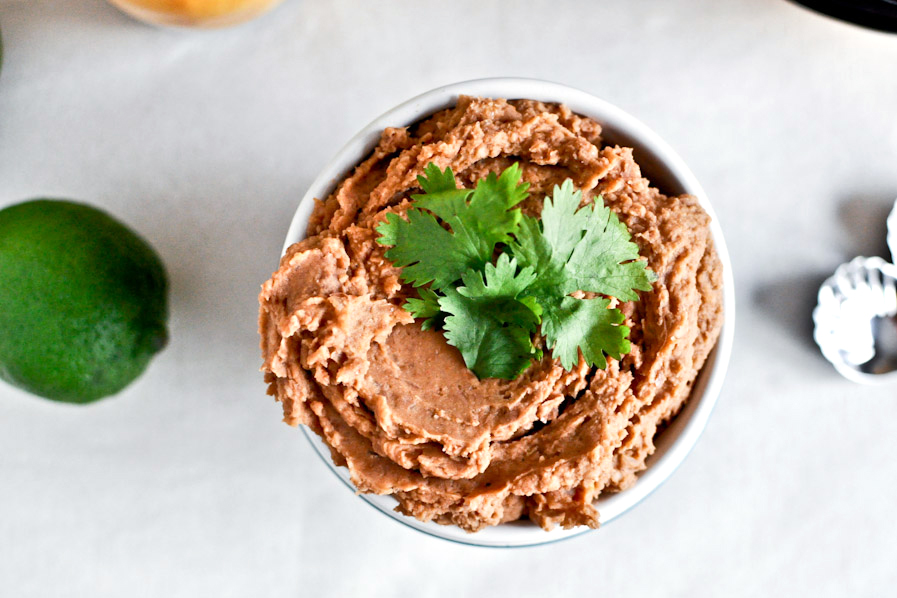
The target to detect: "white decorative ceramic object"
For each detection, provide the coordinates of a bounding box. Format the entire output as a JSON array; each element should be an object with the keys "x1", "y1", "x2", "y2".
[{"x1": 814, "y1": 259, "x2": 897, "y2": 384}]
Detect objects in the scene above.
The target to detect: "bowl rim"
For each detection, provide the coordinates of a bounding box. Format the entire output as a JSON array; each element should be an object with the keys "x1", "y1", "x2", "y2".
[{"x1": 281, "y1": 77, "x2": 736, "y2": 548}]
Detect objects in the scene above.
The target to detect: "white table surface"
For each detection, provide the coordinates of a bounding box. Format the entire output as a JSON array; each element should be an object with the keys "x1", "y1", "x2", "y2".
[{"x1": 1, "y1": 0, "x2": 896, "y2": 596}]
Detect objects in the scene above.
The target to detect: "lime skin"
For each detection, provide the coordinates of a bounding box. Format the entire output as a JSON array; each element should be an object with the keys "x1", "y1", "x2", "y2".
[{"x1": 0, "y1": 199, "x2": 169, "y2": 404}]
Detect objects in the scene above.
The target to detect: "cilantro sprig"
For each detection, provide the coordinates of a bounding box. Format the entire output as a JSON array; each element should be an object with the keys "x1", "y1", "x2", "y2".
[
  {"x1": 376, "y1": 163, "x2": 529, "y2": 291},
  {"x1": 375, "y1": 163, "x2": 656, "y2": 380}
]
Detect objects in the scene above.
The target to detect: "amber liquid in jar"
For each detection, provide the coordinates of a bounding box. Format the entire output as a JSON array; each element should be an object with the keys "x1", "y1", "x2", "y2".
[{"x1": 107, "y1": 0, "x2": 285, "y2": 28}]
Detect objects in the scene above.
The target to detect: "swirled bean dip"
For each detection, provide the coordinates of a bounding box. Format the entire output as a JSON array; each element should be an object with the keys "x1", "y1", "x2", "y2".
[{"x1": 259, "y1": 96, "x2": 723, "y2": 532}]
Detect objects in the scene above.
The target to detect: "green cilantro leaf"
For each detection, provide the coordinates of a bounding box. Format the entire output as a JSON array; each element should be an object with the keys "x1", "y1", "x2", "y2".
[
  {"x1": 510, "y1": 181, "x2": 655, "y2": 370},
  {"x1": 456, "y1": 252, "x2": 539, "y2": 303},
  {"x1": 567, "y1": 193, "x2": 656, "y2": 302},
  {"x1": 375, "y1": 164, "x2": 529, "y2": 290},
  {"x1": 376, "y1": 209, "x2": 470, "y2": 290},
  {"x1": 538, "y1": 295, "x2": 629, "y2": 370},
  {"x1": 404, "y1": 287, "x2": 441, "y2": 330},
  {"x1": 439, "y1": 254, "x2": 542, "y2": 379}
]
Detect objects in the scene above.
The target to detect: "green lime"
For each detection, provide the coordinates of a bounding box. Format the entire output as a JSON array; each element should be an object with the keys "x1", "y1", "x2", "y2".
[{"x1": 0, "y1": 199, "x2": 169, "y2": 404}]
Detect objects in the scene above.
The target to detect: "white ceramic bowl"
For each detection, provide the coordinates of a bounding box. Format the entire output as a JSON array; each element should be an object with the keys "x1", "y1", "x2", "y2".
[{"x1": 282, "y1": 78, "x2": 736, "y2": 548}]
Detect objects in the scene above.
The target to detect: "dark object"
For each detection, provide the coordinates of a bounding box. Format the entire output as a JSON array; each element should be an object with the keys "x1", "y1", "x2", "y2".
[{"x1": 791, "y1": 0, "x2": 897, "y2": 32}]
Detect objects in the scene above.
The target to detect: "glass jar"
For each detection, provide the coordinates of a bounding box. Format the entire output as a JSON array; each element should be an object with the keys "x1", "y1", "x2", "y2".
[{"x1": 107, "y1": 0, "x2": 285, "y2": 28}]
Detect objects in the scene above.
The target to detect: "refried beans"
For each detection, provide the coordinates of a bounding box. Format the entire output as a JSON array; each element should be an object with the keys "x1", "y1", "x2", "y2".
[{"x1": 259, "y1": 96, "x2": 723, "y2": 532}]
